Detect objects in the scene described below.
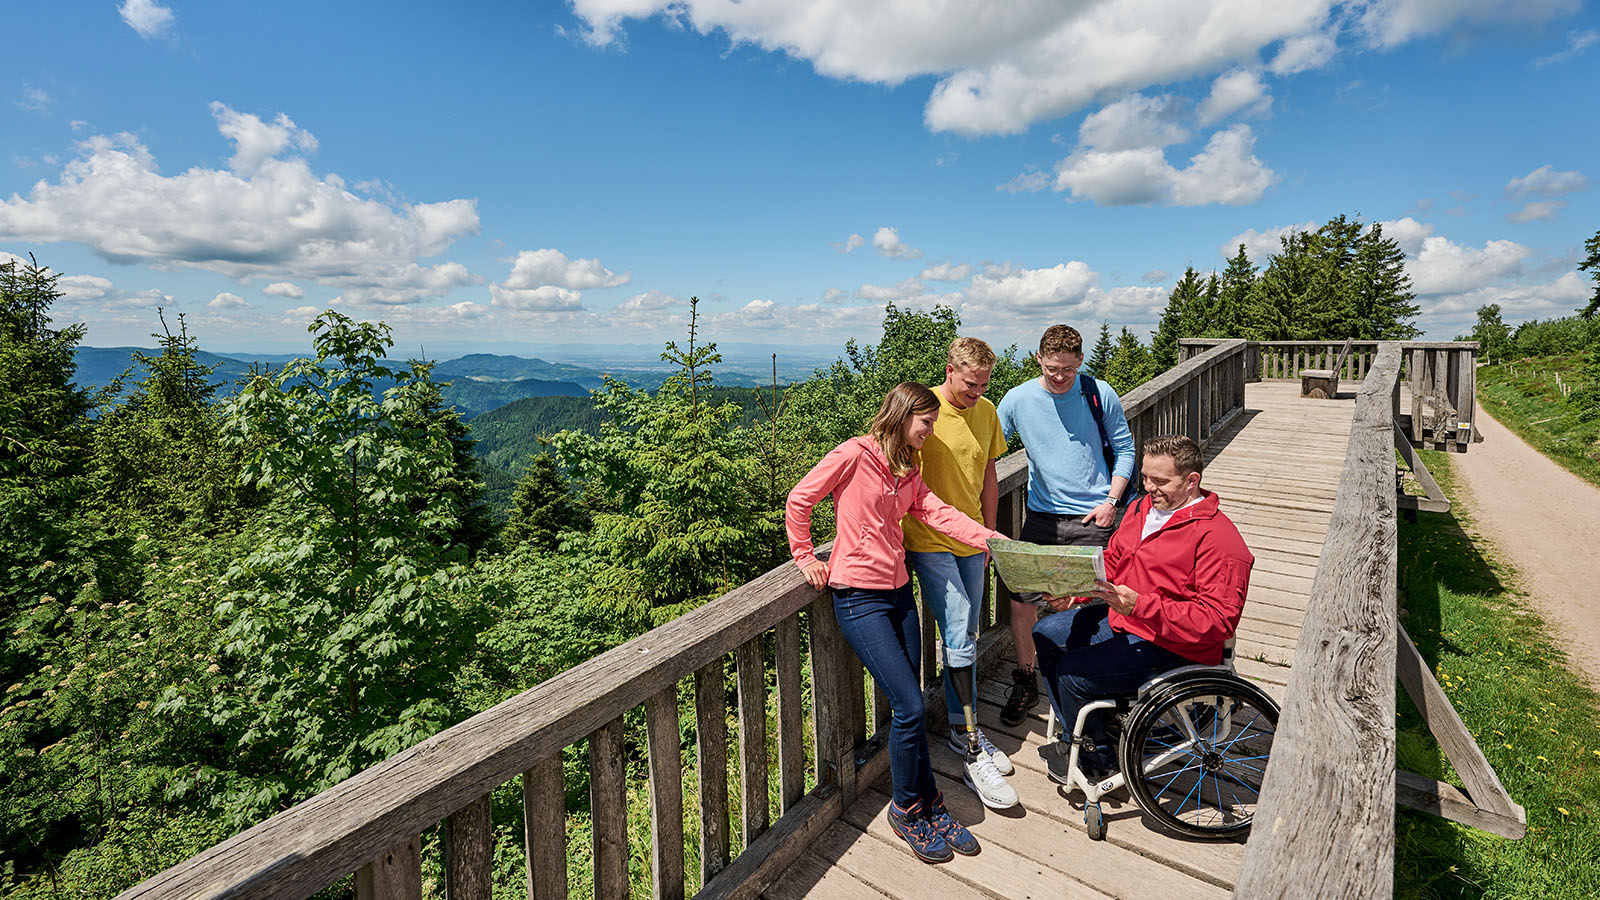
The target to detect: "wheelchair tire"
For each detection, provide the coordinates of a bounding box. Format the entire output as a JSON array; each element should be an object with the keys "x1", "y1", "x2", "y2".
[{"x1": 1117, "y1": 675, "x2": 1278, "y2": 840}]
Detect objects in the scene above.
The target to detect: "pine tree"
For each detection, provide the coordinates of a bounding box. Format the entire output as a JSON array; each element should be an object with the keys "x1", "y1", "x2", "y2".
[
  {"x1": 1152, "y1": 267, "x2": 1204, "y2": 371},
  {"x1": 1104, "y1": 327, "x2": 1155, "y2": 394},
  {"x1": 1088, "y1": 322, "x2": 1114, "y2": 375},
  {"x1": 502, "y1": 453, "x2": 589, "y2": 552},
  {"x1": 1212, "y1": 244, "x2": 1257, "y2": 338},
  {"x1": 1578, "y1": 228, "x2": 1600, "y2": 319},
  {"x1": 1349, "y1": 222, "x2": 1420, "y2": 339},
  {"x1": 1249, "y1": 230, "x2": 1318, "y2": 340}
]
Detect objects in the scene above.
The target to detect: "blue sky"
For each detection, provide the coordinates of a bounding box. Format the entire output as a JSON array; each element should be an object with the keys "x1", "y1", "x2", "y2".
[{"x1": 2, "y1": 1, "x2": 1597, "y2": 358}]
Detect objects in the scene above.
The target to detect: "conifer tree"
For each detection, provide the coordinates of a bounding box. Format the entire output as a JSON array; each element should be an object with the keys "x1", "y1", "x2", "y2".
[
  {"x1": 1088, "y1": 321, "x2": 1114, "y2": 375},
  {"x1": 1249, "y1": 230, "x2": 1323, "y2": 340},
  {"x1": 1349, "y1": 222, "x2": 1420, "y2": 339},
  {"x1": 1212, "y1": 244, "x2": 1257, "y2": 338},
  {"x1": 1152, "y1": 267, "x2": 1204, "y2": 371},
  {"x1": 1104, "y1": 327, "x2": 1155, "y2": 394},
  {"x1": 502, "y1": 453, "x2": 589, "y2": 552},
  {"x1": 1578, "y1": 228, "x2": 1600, "y2": 319}
]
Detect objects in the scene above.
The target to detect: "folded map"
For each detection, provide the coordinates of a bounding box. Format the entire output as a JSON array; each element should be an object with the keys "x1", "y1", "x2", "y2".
[{"x1": 986, "y1": 539, "x2": 1105, "y2": 598}]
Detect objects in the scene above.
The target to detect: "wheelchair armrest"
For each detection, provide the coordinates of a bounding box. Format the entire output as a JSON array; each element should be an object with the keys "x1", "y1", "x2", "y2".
[{"x1": 1135, "y1": 664, "x2": 1236, "y2": 699}]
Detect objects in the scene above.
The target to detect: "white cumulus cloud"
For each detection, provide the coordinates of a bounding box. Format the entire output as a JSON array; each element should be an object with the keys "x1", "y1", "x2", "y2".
[
  {"x1": 207, "y1": 291, "x2": 252, "y2": 310},
  {"x1": 119, "y1": 0, "x2": 175, "y2": 39},
  {"x1": 0, "y1": 105, "x2": 482, "y2": 307},
  {"x1": 1078, "y1": 94, "x2": 1189, "y2": 152},
  {"x1": 262, "y1": 281, "x2": 306, "y2": 299},
  {"x1": 920, "y1": 262, "x2": 973, "y2": 282},
  {"x1": 965, "y1": 261, "x2": 1097, "y2": 312},
  {"x1": 1196, "y1": 69, "x2": 1271, "y2": 126},
  {"x1": 1055, "y1": 124, "x2": 1274, "y2": 207},
  {"x1": 834, "y1": 232, "x2": 865, "y2": 253},
  {"x1": 1269, "y1": 32, "x2": 1337, "y2": 74},
  {"x1": 872, "y1": 226, "x2": 922, "y2": 260},
  {"x1": 1504, "y1": 164, "x2": 1588, "y2": 198},
  {"x1": 501, "y1": 248, "x2": 630, "y2": 291}
]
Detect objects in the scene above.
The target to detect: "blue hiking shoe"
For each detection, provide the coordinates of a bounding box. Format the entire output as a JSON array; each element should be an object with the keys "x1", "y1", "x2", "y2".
[
  {"x1": 926, "y1": 793, "x2": 981, "y2": 856},
  {"x1": 887, "y1": 798, "x2": 953, "y2": 863}
]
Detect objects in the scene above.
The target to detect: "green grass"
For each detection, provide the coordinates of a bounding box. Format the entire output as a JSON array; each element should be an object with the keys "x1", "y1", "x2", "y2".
[
  {"x1": 1393, "y1": 450, "x2": 1600, "y2": 899},
  {"x1": 1476, "y1": 356, "x2": 1600, "y2": 489}
]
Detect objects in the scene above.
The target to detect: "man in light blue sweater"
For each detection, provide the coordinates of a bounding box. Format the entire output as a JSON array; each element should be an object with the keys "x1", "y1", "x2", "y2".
[{"x1": 994, "y1": 324, "x2": 1136, "y2": 726}]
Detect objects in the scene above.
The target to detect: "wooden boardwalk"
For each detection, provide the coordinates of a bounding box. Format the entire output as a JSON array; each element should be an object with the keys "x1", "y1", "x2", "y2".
[{"x1": 767, "y1": 381, "x2": 1358, "y2": 900}]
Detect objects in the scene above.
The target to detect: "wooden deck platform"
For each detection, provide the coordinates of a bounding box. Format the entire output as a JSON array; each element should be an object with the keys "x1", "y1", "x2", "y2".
[{"x1": 767, "y1": 381, "x2": 1358, "y2": 900}]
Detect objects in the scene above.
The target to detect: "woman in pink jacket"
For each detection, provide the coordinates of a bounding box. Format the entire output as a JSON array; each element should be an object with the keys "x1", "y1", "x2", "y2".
[{"x1": 787, "y1": 382, "x2": 1005, "y2": 864}]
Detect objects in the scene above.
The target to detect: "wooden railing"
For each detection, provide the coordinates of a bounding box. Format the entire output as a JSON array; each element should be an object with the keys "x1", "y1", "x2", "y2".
[
  {"x1": 1178, "y1": 339, "x2": 1479, "y2": 451},
  {"x1": 116, "y1": 342, "x2": 1252, "y2": 900},
  {"x1": 1233, "y1": 340, "x2": 1518, "y2": 900}
]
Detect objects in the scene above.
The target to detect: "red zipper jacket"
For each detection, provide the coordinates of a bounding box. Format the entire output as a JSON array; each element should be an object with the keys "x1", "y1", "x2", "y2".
[
  {"x1": 787, "y1": 436, "x2": 1003, "y2": 589},
  {"x1": 1105, "y1": 490, "x2": 1254, "y2": 666}
]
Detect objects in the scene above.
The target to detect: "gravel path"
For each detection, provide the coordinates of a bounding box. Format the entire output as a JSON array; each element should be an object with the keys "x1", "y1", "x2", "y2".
[{"x1": 1452, "y1": 405, "x2": 1600, "y2": 691}]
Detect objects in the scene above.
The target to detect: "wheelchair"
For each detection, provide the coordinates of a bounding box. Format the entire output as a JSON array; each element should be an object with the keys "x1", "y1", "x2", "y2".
[{"x1": 1043, "y1": 639, "x2": 1279, "y2": 841}]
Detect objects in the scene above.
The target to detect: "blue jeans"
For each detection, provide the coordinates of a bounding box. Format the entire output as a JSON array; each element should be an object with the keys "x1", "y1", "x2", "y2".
[
  {"x1": 906, "y1": 549, "x2": 987, "y2": 727},
  {"x1": 832, "y1": 583, "x2": 937, "y2": 809},
  {"x1": 1032, "y1": 604, "x2": 1186, "y2": 750}
]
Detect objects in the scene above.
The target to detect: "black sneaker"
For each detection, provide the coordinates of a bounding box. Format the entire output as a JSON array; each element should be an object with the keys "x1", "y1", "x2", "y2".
[
  {"x1": 999, "y1": 667, "x2": 1038, "y2": 726},
  {"x1": 1041, "y1": 739, "x2": 1117, "y2": 785}
]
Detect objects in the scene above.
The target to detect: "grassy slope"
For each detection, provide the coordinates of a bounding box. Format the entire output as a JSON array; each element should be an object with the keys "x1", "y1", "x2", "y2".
[
  {"x1": 1393, "y1": 450, "x2": 1600, "y2": 899},
  {"x1": 1475, "y1": 356, "x2": 1600, "y2": 489}
]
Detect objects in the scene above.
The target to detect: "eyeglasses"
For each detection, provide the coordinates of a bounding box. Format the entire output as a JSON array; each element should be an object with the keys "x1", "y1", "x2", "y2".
[{"x1": 1041, "y1": 363, "x2": 1080, "y2": 378}]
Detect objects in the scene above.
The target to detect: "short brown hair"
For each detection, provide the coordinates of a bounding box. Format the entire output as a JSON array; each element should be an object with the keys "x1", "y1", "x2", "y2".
[
  {"x1": 947, "y1": 336, "x2": 996, "y2": 371},
  {"x1": 1142, "y1": 434, "x2": 1204, "y2": 477},
  {"x1": 1038, "y1": 325, "x2": 1083, "y2": 356},
  {"x1": 870, "y1": 382, "x2": 941, "y2": 477}
]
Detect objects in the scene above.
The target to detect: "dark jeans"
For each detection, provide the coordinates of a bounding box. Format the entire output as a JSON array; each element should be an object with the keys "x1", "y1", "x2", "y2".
[
  {"x1": 1032, "y1": 604, "x2": 1187, "y2": 751},
  {"x1": 832, "y1": 582, "x2": 936, "y2": 810}
]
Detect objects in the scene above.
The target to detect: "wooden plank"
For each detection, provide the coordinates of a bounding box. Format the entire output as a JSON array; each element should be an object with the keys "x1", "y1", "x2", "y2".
[
  {"x1": 840, "y1": 792, "x2": 1116, "y2": 900},
  {"x1": 809, "y1": 820, "x2": 992, "y2": 900},
  {"x1": 736, "y1": 637, "x2": 771, "y2": 846},
  {"x1": 524, "y1": 756, "x2": 567, "y2": 900},
  {"x1": 645, "y1": 687, "x2": 686, "y2": 900},
  {"x1": 1395, "y1": 625, "x2": 1521, "y2": 820},
  {"x1": 446, "y1": 795, "x2": 493, "y2": 900},
  {"x1": 761, "y1": 850, "x2": 883, "y2": 900},
  {"x1": 1234, "y1": 343, "x2": 1402, "y2": 900},
  {"x1": 355, "y1": 835, "x2": 422, "y2": 900},
  {"x1": 591, "y1": 717, "x2": 629, "y2": 900},
  {"x1": 696, "y1": 660, "x2": 731, "y2": 884},
  {"x1": 697, "y1": 788, "x2": 843, "y2": 900},
  {"x1": 1395, "y1": 771, "x2": 1525, "y2": 839},
  {"x1": 774, "y1": 614, "x2": 806, "y2": 814},
  {"x1": 1394, "y1": 420, "x2": 1449, "y2": 511},
  {"x1": 856, "y1": 782, "x2": 1233, "y2": 900}
]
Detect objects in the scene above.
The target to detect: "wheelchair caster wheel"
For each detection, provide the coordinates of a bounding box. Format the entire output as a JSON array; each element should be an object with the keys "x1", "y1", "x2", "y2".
[{"x1": 1085, "y1": 802, "x2": 1105, "y2": 841}]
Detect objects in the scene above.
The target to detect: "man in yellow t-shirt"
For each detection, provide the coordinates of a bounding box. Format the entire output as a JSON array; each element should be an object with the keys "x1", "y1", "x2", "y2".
[{"x1": 904, "y1": 337, "x2": 1017, "y2": 809}]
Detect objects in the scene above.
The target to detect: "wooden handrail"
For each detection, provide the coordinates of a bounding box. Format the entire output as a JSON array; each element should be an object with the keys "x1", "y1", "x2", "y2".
[
  {"x1": 1232, "y1": 343, "x2": 1404, "y2": 899},
  {"x1": 115, "y1": 340, "x2": 1256, "y2": 900}
]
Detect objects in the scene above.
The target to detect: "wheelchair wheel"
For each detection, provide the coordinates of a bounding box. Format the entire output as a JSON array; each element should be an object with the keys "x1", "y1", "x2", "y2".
[{"x1": 1117, "y1": 675, "x2": 1278, "y2": 840}]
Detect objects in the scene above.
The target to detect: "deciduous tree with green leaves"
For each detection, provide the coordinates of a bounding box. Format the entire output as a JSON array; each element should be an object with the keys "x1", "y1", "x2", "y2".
[{"x1": 181, "y1": 311, "x2": 482, "y2": 825}]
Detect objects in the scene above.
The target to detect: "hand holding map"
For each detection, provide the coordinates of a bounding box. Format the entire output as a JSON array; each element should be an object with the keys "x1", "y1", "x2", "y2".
[{"x1": 986, "y1": 539, "x2": 1105, "y2": 598}]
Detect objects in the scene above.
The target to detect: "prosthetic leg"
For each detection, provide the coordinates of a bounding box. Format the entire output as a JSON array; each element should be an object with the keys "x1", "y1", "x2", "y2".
[{"x1": 948, "y1": 663, "x2": 981, "y2": 759}]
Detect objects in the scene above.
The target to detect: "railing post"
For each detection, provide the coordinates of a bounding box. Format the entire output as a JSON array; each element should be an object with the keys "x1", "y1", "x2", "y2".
[
  {"x1": 590, "y1": 717, "x2": 629, "y2": 900},
  {"x1": 356, "y1": 836, "x2": 422, "y2": 900},
  {"x1": 735, "y1": 638, "x2": 770, "y2": 846},
  {"x1": 694, "y1": 659, "x2": 730, "y2": 884},
  {"x1": 807, "y1": 596, "x2": 857, "y2": 809},
  {"x1": 524, "y1": 757, "x2": 567, "y2": 900},
  {"x1": 446, "y1": 795, "x2": 493, "y2": 900},
  {"x1": 645, "y1": 687, "x2": 685, "y2": 900},
  {"x1": 773, "y1": 614, "x2": 806, "y2": 813}
]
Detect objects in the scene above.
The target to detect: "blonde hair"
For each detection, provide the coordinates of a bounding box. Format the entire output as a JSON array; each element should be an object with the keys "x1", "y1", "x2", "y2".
[
  {"x1": 870, "y1": 382, "x2": 940, "y2": 477},
  {"x1": 947, "y1": 336, "x2": 996, "y2": 372}
]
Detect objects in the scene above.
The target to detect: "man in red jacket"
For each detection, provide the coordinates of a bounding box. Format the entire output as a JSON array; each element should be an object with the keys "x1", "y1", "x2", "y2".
[{"x1": 1032, "y1": 434, "x2": 1254, "y2": 780}]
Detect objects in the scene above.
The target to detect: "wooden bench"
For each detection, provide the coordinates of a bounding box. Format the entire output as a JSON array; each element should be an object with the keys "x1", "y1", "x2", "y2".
[{"x1": 1301, "y1": 338, "x2": 1354, "y2": 399}]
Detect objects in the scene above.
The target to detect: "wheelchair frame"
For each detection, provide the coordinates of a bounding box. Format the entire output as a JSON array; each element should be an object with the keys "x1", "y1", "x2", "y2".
[{"x1": 1045, "y1": 644, "x2": 1280, "y2": 841}]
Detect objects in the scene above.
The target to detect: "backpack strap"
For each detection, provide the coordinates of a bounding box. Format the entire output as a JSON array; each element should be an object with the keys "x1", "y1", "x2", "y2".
[{"x1": 1079, "y1": 372, "x2": 1133, "y2": 507}]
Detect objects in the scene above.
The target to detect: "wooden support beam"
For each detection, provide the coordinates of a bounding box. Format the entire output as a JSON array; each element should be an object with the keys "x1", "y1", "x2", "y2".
[
  {"x1": 773, "y1": 613, "x2": 806, "y2": 815},
  {"x1": 523, "y1": 757, "x2": 567, "y2": 900},
  {"x1": 355, "y1": 835, "x2": 421, "y2": 900},
  {"x1": 694, "y1": 659, "x2": 730, "y2": 884},
  {"x1": 735, "y1": 637, "x2": 770, "y2": 847},
  {"x1": 590, "y1": 717, "x2": 629, "y2": 900},
  {"x1": 645, "y1": 687, "x2": 685, "y2": 900},
  {"x1": 445, "y1": 795, "x2": 493, "y2": 900}
]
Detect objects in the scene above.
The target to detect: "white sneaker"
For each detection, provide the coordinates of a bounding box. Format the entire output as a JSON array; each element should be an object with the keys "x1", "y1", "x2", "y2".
[
  {"x1": 962, "y1": 750, "x2": 1019, "y2": 809},
  {"x1": 949, "y1": 727, "x2": 1014, "y2": 775}
]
